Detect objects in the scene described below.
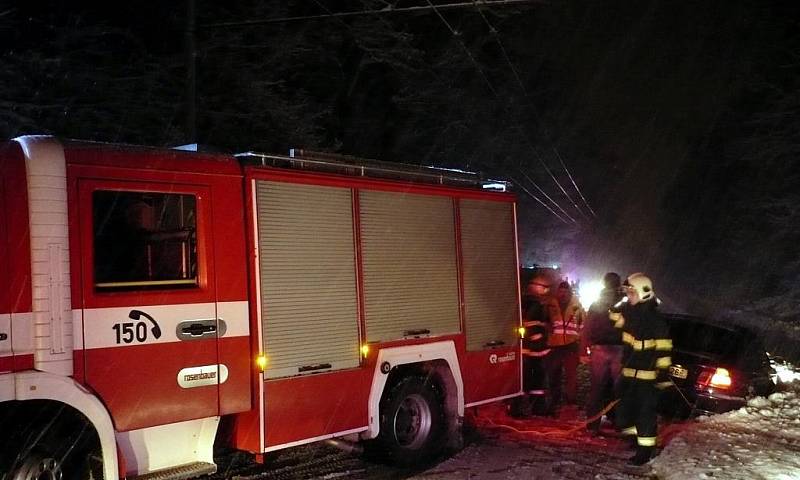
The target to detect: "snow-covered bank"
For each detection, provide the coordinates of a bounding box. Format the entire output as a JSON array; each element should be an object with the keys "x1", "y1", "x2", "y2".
[{"x1": 652, "y1": 379, "x2": 800, "y2": 479}]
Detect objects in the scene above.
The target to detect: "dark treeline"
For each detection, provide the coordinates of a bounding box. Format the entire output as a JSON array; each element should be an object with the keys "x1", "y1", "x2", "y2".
[{"x1": 1, "y1": 0, "x2": 798, "y2": 348}]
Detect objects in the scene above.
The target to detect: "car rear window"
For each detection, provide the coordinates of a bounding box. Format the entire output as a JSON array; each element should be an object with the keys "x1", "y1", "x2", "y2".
[{"x1": 668, "y1": 319, "x2": 744, "y2": 359}]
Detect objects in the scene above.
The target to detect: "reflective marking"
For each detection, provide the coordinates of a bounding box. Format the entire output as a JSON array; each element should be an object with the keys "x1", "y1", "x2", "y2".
[
  {"x1": 622, "y1": 426, "x2": 638, "y2": 435},
  {"x1": 83, "y1": 302, "x2": 249, "y2": 349},
  {"x1": 638, "y1": 436, "x2": 657, "y2": 447}
]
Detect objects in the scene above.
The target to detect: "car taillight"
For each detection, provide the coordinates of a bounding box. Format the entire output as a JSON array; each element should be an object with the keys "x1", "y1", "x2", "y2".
[{"x1": 697, "y1": 367, "x2": 733, "y2": 389}]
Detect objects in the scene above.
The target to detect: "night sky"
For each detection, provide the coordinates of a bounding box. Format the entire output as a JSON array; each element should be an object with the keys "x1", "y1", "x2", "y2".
[{"x1": 2, "y1": 1, "x2": 798, "y2": 346}]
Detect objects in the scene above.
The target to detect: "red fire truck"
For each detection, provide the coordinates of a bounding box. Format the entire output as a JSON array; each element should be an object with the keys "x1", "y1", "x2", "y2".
[{"x1": 0, "y1": 136, "x2": 522, "y2": 479}]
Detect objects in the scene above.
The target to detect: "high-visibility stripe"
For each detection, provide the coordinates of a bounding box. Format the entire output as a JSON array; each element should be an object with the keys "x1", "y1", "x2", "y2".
[
  {"x1": 622, "y1": 333, "x2": 669, "y2": 351},
  {"x1": 655, "y1": 339, "x2": 673, "y2": 350},
  {"x1": 656, "y1": 381, "x2": 672, "y2": 390},
  {"x1": 655, "y1": 356, "x2": 672, "y2": 368},
  {"x1": 622, "y1": 368, "x2": 657, "y2": 380},
  {"x1": 638, "y1": 436, "x2": 657, "y2": 447},
  {"x1": 609, "y1": 311, "x2": 624, "y2": 328},
  {"x1": 552, "y1": 328, "x2": 580, "y2": 336},
  {"x1": 523, "y1": 320, "x2": 548, "y2": 328},
  {"x1": 621, "y1": 426, "x2": 638, "y2": 436},
  {"x1": 530, "y1": 333, "x2": 544, "y2": 340},
  {"x1": 635, "y1": 339, "x2": 657, "y2": 350}
]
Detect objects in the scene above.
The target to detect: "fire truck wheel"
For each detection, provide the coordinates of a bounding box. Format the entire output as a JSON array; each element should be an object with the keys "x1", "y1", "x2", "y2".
[
  {"x1": 3, "y1": 412, "x2": 100, "y2": 480},
  {"x1": 377, "y1": 375, "x2": 445, "y2": 466}
]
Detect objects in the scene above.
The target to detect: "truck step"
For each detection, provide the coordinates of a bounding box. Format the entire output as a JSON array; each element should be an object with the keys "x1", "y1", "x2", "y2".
[{"x1": 129, "y1": 462, "x2": 217, "y2": 480}]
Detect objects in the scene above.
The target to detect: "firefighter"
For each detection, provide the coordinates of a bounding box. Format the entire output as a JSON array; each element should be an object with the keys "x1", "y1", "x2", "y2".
[
  {"x1": 581, "y1": 272, "x2": 625, "y2": 435},
  {"x1": 610, "y1": 273, "x2": 672, "y2": 466},
  {"x1": 511, "y1": 275, "x2": 557, "y2": 417},
  {"x1": 545, "y1": 281, "x2": 586, "y2": 407}
]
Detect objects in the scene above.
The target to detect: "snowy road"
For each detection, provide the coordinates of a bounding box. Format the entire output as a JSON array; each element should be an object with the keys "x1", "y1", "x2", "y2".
[
  {"x1": 208, "y1": 364, "x2": 800, "y2": 479},
  {"x1": 408, "y1": 404, "x2": 658, "y2": 480},
  {"x1": 209, "y1": 403, "x2": 662, "y2": 480}
]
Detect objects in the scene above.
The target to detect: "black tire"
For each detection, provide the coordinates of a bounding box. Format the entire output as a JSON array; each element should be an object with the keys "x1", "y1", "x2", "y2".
[
  {"x1": 376, "y1": 376, "x2": 445, "y2": 466},
  {"x1": 1, "y1": 408, "x2": 99, "y2": 480}
]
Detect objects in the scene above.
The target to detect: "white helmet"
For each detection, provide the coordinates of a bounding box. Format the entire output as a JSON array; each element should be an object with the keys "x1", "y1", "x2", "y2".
[{"x1": 625, "y1": 273, "x2": 655, "y2": 302}]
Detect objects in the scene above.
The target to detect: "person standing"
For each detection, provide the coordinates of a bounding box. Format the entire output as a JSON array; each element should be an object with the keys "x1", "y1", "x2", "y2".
[
  {"x1": 512, "y1": 275, "x2": 556, "y2": 417},
  {"x1": 610, "y1": 273, "x2": 672, "y2": 466},
  {"x1": 581, "y1": 272, "x2": 625, "y2": 435},
  {"x1": 545, "y1": 281, "x2": 586, "y2": 407}
]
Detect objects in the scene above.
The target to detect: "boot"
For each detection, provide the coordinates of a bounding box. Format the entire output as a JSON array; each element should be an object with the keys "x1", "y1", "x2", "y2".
[
  {"x1": 628, "y1": 446, "x2": 654, "y2": 466},
  {"x1": 509, "y1": 396, "x2": 533, "y2": 418}
]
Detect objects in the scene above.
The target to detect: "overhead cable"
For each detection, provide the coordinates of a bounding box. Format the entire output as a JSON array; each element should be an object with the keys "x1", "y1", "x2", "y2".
[
  {"x1": 471, "y1": 6, "x2": 597, "y2": 221},
  {"x1": 518, "y1": 169, "x2": 576, "y2": 224},
  {"x1": 554, "y1": 147, "x2": 597, "y2": 218},
  {"x1": 425, "y1": 2, "x2": 581, "y2": 224},
  {"x1": 538, "y1": 146, "x2": 591, "y2": 222},
  {"x1": 510, "y1": 177, "x2": 570, "y2": 224},
  {"x1": 426, "y1": 0, "x2": 498, "y2": 98},
  {"x1": 471, "y1": 7, "x2": 593, "y2": 223}
]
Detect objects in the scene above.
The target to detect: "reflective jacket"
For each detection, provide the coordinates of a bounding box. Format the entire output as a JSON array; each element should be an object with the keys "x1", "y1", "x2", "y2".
[
  {"x1": 548, "y1": 296, "x2": 585, "y2": 348},
  {"x1": 610, "y1": 300, "x2": 672, "y2": 388}
]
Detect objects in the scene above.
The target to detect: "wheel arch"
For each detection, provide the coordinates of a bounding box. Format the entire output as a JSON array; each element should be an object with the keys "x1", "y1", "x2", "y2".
[
  {"x1": 363, "y1": 341, "x2": 464, "y2": 441},
  {"x1": 5, "y1": 371, "x2": 119, "y2": 480}
]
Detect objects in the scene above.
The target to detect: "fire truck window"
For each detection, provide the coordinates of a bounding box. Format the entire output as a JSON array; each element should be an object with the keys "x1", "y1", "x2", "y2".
[{"x1": 92, "y1": 191, "x2": 198, "y2": 290}]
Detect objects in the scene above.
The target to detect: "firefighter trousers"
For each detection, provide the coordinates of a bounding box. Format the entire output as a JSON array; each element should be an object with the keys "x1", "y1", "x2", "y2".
[{"x1": 615, "y1": 377, "x2": 659, "y2": 451}]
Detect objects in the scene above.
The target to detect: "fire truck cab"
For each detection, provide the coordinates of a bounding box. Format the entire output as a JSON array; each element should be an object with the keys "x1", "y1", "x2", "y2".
[{"x1": 0, "y1": 136, "x2": 522, "y2": 480}]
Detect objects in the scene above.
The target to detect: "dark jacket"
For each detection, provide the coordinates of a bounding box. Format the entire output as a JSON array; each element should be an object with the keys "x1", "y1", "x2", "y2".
[
  {"x1": 521, "y1": 295, "x2": 554, "y2": 357},
  {"x1": 610, "y1": 300, "x2": 672, "y2": 387},
  {"x1": 580, "y1": 288, "x2": 623, "y2": 350}
]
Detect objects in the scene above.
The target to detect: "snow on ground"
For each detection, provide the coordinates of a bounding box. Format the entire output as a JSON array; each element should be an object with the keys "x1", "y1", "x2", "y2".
[
  {"x1": 652, "y1": 371, "x2": 800, "y2": 479},
  {"x1": 410, "y1": 404, "x2": 653, "y2": 480},
  {"x1": 416, "y1": 362, "x2": 800, "y2": 480}
]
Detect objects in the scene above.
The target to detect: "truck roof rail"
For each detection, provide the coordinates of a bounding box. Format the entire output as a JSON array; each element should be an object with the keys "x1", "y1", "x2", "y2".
[{"x1": 236, "y1": 149, "x2": 510, "y2": 191}]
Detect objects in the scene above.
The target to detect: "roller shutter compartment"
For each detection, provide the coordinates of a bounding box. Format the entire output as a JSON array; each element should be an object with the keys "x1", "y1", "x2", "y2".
[
  {"x1": 256, "y1": 181, "x2": 360, "y2": 379},
  {"x1": 459, "y1": 199, "x2": 518, "y2": 351},
  {"x1": 359, "y1": 190, "x2": 460, "y2": 342}
]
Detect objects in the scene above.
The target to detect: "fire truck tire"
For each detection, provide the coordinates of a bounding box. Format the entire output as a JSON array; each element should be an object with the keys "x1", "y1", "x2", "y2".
[
  {"x1": 2, "y1": 406, "x2": 100, "y2": 480},
  {"x1": 375, "y1": 375, "x2": 446, "y2": 466}
]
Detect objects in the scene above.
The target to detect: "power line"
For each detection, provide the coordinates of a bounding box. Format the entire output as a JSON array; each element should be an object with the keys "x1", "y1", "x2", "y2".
[
  {"x1": 518, "y1": 169, "x2": 576, "y2": 224},
  {"x1": 425, "y1": 1, "x2": 585, "y2": 226},
  {"x1": 471, "y1": 2, "x2": 527, "y2": 96},
  {"x1": 554, "y1": 147, "x2": 597, "y2": 218},
  {"x1": 468, "y1": 6, "x2": 592, "y2": 224},
  {"x1": 201, "y1": 0, "x2": 542, "y2": 29},
  {"x1": 522, "y1": 104, "x2": 596, "y2": 221},
  {"x1": 425, "y1": 0, "x2": 499, "y2": 98},
  {"x1": 532, "y1": 140, "x2": 591, "y2": 222},
  {"x1": 510, "y1": 177, "x2": 570, "y2": 225},
  {"x1": 470, "y1": 5, "x2": 597, "y2": 221},
  {"x1": 515, "y1": 126, "x2": 587, "y2": 222}
]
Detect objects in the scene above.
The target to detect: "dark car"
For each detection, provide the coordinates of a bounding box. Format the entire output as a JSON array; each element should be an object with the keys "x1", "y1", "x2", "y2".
[{"x1": 659, "y1": 314, "x2": 776, "y2": 417}]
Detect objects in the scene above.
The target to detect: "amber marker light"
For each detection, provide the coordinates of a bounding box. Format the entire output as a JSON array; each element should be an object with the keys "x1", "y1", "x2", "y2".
[
  {"x1": 518, "y1": 327, "x2": 526, "y2": 338},
  {"x1": 256, "y1": 354, "x2": 268, "y2": 372},
  {"x1": 361, "y1": 344, "x2": 370, "y2": 358}
]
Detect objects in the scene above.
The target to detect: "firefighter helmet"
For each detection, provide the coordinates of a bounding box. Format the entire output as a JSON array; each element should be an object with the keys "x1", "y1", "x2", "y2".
[{"x1": 625, "y1": 273, "x2": 655, "y2": 302}]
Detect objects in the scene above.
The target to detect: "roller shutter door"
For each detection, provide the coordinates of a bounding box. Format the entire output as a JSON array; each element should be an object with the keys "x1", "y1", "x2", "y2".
[
  {"x1": 256, "y1": 181, "x2": 360, "y2": 379},
  {"x1": 460, "y1": 199, "x2": 518, "y2": 351},
  {"x1": 359, "y1": 190, "x2": 460, "y2": 342}
]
